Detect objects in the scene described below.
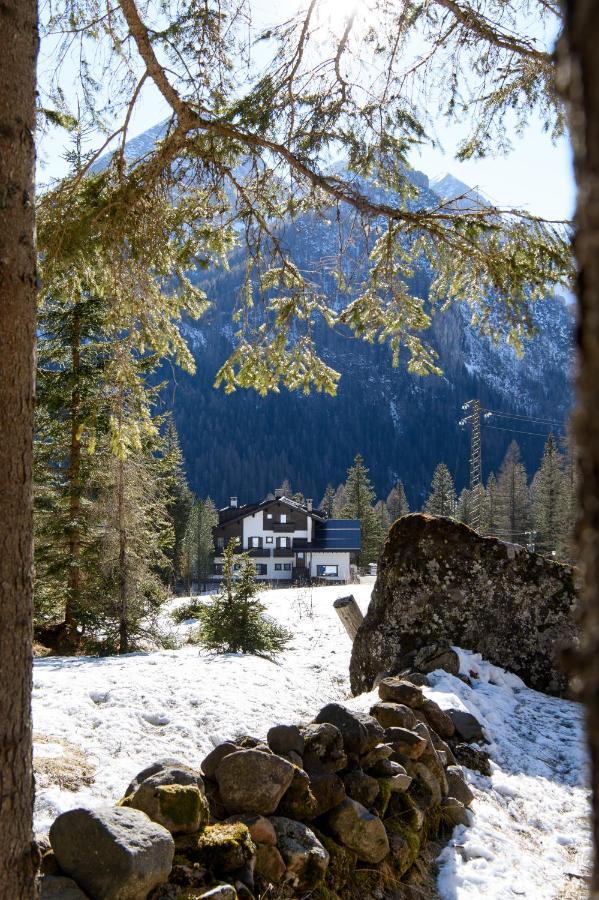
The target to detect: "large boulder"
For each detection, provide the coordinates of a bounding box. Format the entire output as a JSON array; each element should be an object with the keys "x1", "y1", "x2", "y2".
[
  {"x1": 350, "y1": 514, "x2": 578, "y2": 695},
  {"x1": 312, "y1": 704, "x2": 384, "y2": 756},
  {"x1": 49, "y1": 806, "x2": 174, "y2": 900}
]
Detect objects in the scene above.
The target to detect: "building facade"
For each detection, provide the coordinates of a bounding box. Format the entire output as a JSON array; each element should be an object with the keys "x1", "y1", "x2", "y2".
[{"x1": 213, "y1": 493, "x2": 360, "y2": 583}]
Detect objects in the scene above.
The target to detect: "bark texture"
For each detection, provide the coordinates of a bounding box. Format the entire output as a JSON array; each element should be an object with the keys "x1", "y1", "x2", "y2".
[
  {"x1": 560, "y1": 1, "x2": 599, "y2": 892},
  {"x1": 0, "y1": 0, "x2": 39, "y2": 895}
]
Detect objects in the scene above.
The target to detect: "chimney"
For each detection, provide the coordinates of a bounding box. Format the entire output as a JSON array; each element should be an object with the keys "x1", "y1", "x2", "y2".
[
  {"x1": 274, "y1": 488, "x2": 284, "y2": 499},
  {"x1": 230, "y1": 496, "x2": 238, "y2": 508},
  {"x1": 306, "y1": 498, "x2": 313, "y2": 511}
]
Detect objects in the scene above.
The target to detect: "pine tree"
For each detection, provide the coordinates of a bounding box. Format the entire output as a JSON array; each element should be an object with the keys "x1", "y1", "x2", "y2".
[
  {"x1": 456, "y1": 488, "x2": 475, "y2": 526},
  {"x1": 341, "y1": 454, "x2": 385, "y2": 566},
  {"x1": 320, "y1": 484, "x2": 336, "y2": 518},
  {"x1": 532, "y1": 434, "x2": 568, "y2": 557},
  {"x1": 558, "y1": 430, "x2": 579, "y2": 562},
  {"x1": 481, "y1": 472, "x2": 500, "y2": 536},
  {"x1": 196, "y1": 541, "x2": 291, "y2": 656},
  {"x1": 386, "y1": 481, "x2": 410, "y2": 522},
  {"x1": 425, "y1": 464, "x2": 457, "y2": 517},
  {"x1": 496, "y1": 441, "x2": 531, "y2": 544},
  {"x1": 157, "y1": 419, "x2": 194, "y2": 587}
]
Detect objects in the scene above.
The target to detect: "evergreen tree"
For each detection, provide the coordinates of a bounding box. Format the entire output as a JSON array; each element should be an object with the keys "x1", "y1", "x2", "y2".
[
  {"x1": 157, "y1": 419, "x2": 194, "y2": 586},
  {"x1": 558, "y1": 429, "x2": 579, "y2": 562},
  {"x1": 456, "y1": 488, "x2": 475, "y2": 526},
  {"x1": 181, "y1": 498, "x2": 218, "y2": 592},
  {"x1": 196, "y1": 541, "x2": 291, "y2": 656},
  {"x1": 496, "y1": 441, "x2": 531, "y2": 543},
  {"x1": 341, "y1": 454, "x2": 385, "y2": 566},
  {"x1": 481, "y1": 472, "x2": 500, "y2": 536},
  {"x1": 532, "y1": 434, "x2": 568, "y2": 557},
  {"x1": 386, "y1": 481, "x2": 410, "y2": 522},
  {"x1": 425, "y1": 464, "x2": 457, "y2": 517},
  {"x1": 320, "y1": 484, "x2": 336, "y2": 518},
  {"x1": 332, "y1": 484, "x2": 347, "y2": 518}
]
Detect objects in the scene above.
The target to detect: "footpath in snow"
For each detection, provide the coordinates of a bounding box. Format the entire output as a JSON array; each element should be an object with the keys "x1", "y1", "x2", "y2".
[{"x1": 32, "y1": 583, "x2": 591, "y2": 899}]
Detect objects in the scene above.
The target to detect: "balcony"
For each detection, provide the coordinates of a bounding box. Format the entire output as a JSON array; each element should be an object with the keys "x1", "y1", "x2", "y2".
[
  {"x1": 248, "y1": 547, "x2": 271, "y2": 558},
  {"x1": 271, "y1": 522, "x2": 296, "y2": 533},
  {"x1": 273, "y1": 547, "x2": 293, "y2": 557}
]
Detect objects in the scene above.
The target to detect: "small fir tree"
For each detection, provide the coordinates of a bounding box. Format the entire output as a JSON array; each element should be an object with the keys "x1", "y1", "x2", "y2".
[
  {"x1": 320, "y1": 484, "x2": 336, "y2": 518},
  {"x1": 480, "y1": 473, "x2": 500, "y2": 536},
  {"x1": 341, "y1": 454, "x2": 385, "y2": 566},
  {"x1": 456, "y1": 488, "x2": 475, "y2": 526},
  {"x1": 386, "y1": 481, "x2": 410, "y2": 522},
  {"x1": 425, "y1": 464, "x2": 457, "y2": 517},
  {"x1": 532, "y1": 434, "x2": 568, "y2": 556},
  {"x1": 157, "y1": 419, "x2": 194, "y2": 587},
  {"x1": 496, "y1": 441, "x2": 531, "y2": 543},
  {"x1": 196, "y1": 541, "x2": 291, "y2": 656}
]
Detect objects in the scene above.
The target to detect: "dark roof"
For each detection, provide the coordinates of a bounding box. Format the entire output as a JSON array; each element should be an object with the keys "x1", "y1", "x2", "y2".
[
  {"x1": 217, "y1": 495, "x2": 326, "y2": 525},
  {"x1": 311, "y1": 519, "x2": 361, "y2": 551}
]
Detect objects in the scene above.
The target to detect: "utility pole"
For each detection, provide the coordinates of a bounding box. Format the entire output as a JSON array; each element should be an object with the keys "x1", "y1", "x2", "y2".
[{"x1": 460, "y1": 400, "x2": 483, "y2": 530}]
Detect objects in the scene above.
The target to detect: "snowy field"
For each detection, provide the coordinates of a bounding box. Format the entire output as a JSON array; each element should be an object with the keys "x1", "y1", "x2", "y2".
[{"x1": 33, "y1": 583, "x2": 591, "y2": 898}]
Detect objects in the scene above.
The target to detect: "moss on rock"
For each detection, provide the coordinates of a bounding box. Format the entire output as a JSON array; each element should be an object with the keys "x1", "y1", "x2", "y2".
[{"x1": 191, "y1": 823, "x2": 256, "y2": 872}]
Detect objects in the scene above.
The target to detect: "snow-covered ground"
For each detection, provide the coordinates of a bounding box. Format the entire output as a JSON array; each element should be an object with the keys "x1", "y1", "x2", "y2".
[{"x1": 32, "y1": 584, "x2": 591, "y2": 898}]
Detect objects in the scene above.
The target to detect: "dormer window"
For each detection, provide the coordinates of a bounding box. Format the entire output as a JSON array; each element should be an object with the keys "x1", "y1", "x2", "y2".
[{"x1": 280, "y1": 514, "x2": 287, "y2": 523}]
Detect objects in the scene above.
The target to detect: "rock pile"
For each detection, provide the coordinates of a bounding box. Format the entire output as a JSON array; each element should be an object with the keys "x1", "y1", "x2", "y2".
[
  {"x1": 39, "y1": 671, "x2": 483, "y2": 899},
  {"x1": 350, "y1": 513, "x2": 578, "y2": 696}
]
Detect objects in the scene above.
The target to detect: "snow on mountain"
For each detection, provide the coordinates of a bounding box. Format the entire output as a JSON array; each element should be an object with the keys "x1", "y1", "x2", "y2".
[{"x1": 32, "y1": 583, "x2": 590, "y2": 898}]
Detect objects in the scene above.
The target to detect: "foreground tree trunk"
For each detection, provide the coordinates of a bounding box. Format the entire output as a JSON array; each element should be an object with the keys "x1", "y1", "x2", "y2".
[
  {"x1": 560, "y1": 2, "x2": 599, "y2": 891},
  {"x1": 0, "y1": 0, "x2": 39, "y2": 895}
]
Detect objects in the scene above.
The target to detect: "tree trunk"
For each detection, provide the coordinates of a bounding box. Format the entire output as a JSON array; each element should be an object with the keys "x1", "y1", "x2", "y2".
[
  {"x1": 560, "y1": 2, "x2": 599, "y2": 891},
  {"x1": 117, "y1": 457, "x2": 129, "y2": 654},
  {"x1": 65, "y1": 303, "x2": 82, "y2": 632},
  {"x1": 0, "y1": 0, "x2": 40, "y2": 894}
]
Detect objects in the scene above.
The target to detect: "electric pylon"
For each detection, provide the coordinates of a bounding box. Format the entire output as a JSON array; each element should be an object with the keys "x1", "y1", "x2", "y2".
[{"x1": 460, "y1": 399, "x2": 483, "y2": 530}]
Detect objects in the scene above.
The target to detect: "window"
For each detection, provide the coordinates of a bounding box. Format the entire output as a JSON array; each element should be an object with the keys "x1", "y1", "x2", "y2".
[
  {"x1": 266, "y1": 536, "x2": 273, "y2": 544},
  {"x1": 296, "y1": 552, "x2": 304, "y2": 560},
  {"x1": 249, "y1": 537, "x2": 262, "y2": 548},
  {"x1": 283, "y1": 563, "x2": 292, "y2": 571},
  {"x1": 256, "y1": 564, "x2": 268, "y2": 576},
  {"x1": 216, "y1": 537, "x2": 224, "y2": 549},
  {"x1": 277, "y1": 536, "x2": 290, "y2": 549},
  {"x1": 317, "y1": 564, "x2": 338, "y2": 577},
  {"x1": 213, "y1": 563, "x2": 223, "y2": 575},
  {"x1": 275, "y1": 563, "x2": 282, "y2": 571},
  {"x1": 267, "y1": 513, "x2": 273, "y2": 519},
  {"x1": 280, "y1": 514, "x2": 287, "y2": 523}
]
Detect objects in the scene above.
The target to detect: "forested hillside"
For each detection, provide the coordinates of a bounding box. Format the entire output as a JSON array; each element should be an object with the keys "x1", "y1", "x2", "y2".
[{"x1": 162, "y1": 171, "x2": 573, "y2": 508}]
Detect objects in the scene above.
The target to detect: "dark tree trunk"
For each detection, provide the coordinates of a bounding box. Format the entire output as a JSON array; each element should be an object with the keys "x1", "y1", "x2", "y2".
[
  {"x1": 0, "y1": 0, "x2": 40, "y2": 895},
  {"x1": 560, "y1": 1, "x2": 599, "y2": 891}
]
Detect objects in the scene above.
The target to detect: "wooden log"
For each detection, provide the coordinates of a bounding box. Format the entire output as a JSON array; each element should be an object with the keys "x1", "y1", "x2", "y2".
[{"x1": 333, "y1": 595, "x2": 364, "y2": 641}]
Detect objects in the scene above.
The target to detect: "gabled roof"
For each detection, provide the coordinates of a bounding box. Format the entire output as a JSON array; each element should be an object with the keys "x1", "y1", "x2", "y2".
[{"x1": 217, "y1": 495, "x2": 326, "y2": 525}]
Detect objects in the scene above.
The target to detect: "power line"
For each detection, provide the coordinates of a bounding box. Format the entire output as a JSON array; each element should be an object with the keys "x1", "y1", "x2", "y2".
[
  {"x1": 484, "y1": 423, "x2": 558, "y2": 439},
  {"x1": 481, "y1": 408, "x2": 565, "y2": 429}
]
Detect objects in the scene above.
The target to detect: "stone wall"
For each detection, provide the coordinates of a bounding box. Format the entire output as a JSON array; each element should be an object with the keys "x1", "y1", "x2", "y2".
[
  {"x1": 350, "y1": 514, "x2": 579, "y2": 696},
  {"x1": 39, "y1": 671, "x2": 481, "y2": 900}
]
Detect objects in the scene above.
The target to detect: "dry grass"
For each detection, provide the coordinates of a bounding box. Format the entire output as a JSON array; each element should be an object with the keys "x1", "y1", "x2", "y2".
[{"x1": 33, "y1": 733, "x2": 95, "y2": 792}]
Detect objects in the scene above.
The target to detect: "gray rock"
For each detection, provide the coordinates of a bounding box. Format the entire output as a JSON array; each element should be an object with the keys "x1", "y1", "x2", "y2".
[
  {"x1": 384, "y1": 727, "x2": 427, "y2": 759},
  {"x1": 413, "y1": 643, "x2": 460, "y2": 676},
  {"x1": 49, "y1": 806, "x2": 174, "y2": 900},
  {"x1": 124, "y1": 781, "x2": 209, "y2": 835},
  {"x1": 215, "y1": 750, "x2": 295, "y2": 815},
  {"x1": 301, "y1": 723, "x2": 347, "y2": 773},
  {"x1": 124, "y1": 759, "x2": 189, "y2": 796},
  {"x1": 309, "y1": 771, "x2": 346, "y2": 817},
  {"x1": 270, "y1": 817, "x2": 329, "y2": 891},
  {"x1": 369, "y1": 701, "x2": 418, "y2": 731},
  {"x1": 325, "y1": 797, "x2": 390, "y2": 863},
  {"x1": 225, "y1": 814, "x2": 277, "y2": 846},
  {"x1": 389, "y1": 770, "x2": 412, "y2": 792},
  {"x1": 448, "y1": 709, "x2": 487, "y2": 743},
  {"x1": 342, "y1": 770, "x2": 380, "y2": 807},
  {"x1": 40, "y1": 875, "x2": 89, "y2": 899},
  {"x1": 452, "y1": 743, "x2": 491, "y2": 776},
  {"x1": 202, "y1": 743, "x2": 239, "y2": 779},
  {"x1": 446, "y1": 766, "x2": 475, "y2": 807},
  {"x1": 359, "y1": 743, "x2": 393, "y2": 769},
  {"x1": 276, "y1": 765, "x2": 318, "y2": 820},
  {"x1": 313, "y1": 704, "x2": 383, "y2": 755},
  {"x1": 377, "y1": 678, "x2": 424, "y2": 708},
  {"x1": 400, "y1": 672, "x2": 430, "y2": 687},
  {"x1": 350, "y1": 514, "x2": 578, "y2": 696},
  {"x1": 267, "y1": 724, "x2": 305, "y2": 757},
  {"x1": 255, "y1": 843, "x2": 286, "y2": 882},
  {"x1": 441, "y1": 796, "x2": 471, "y2": 827},
  {"x1": 421, "y1": 699, "x2": 456, "y2": 739}
]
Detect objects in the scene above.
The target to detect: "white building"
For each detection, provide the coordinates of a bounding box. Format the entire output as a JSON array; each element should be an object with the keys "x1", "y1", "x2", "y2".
[{"x1": 212, "y1": 492, "x2": 360, "y2": 583}]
